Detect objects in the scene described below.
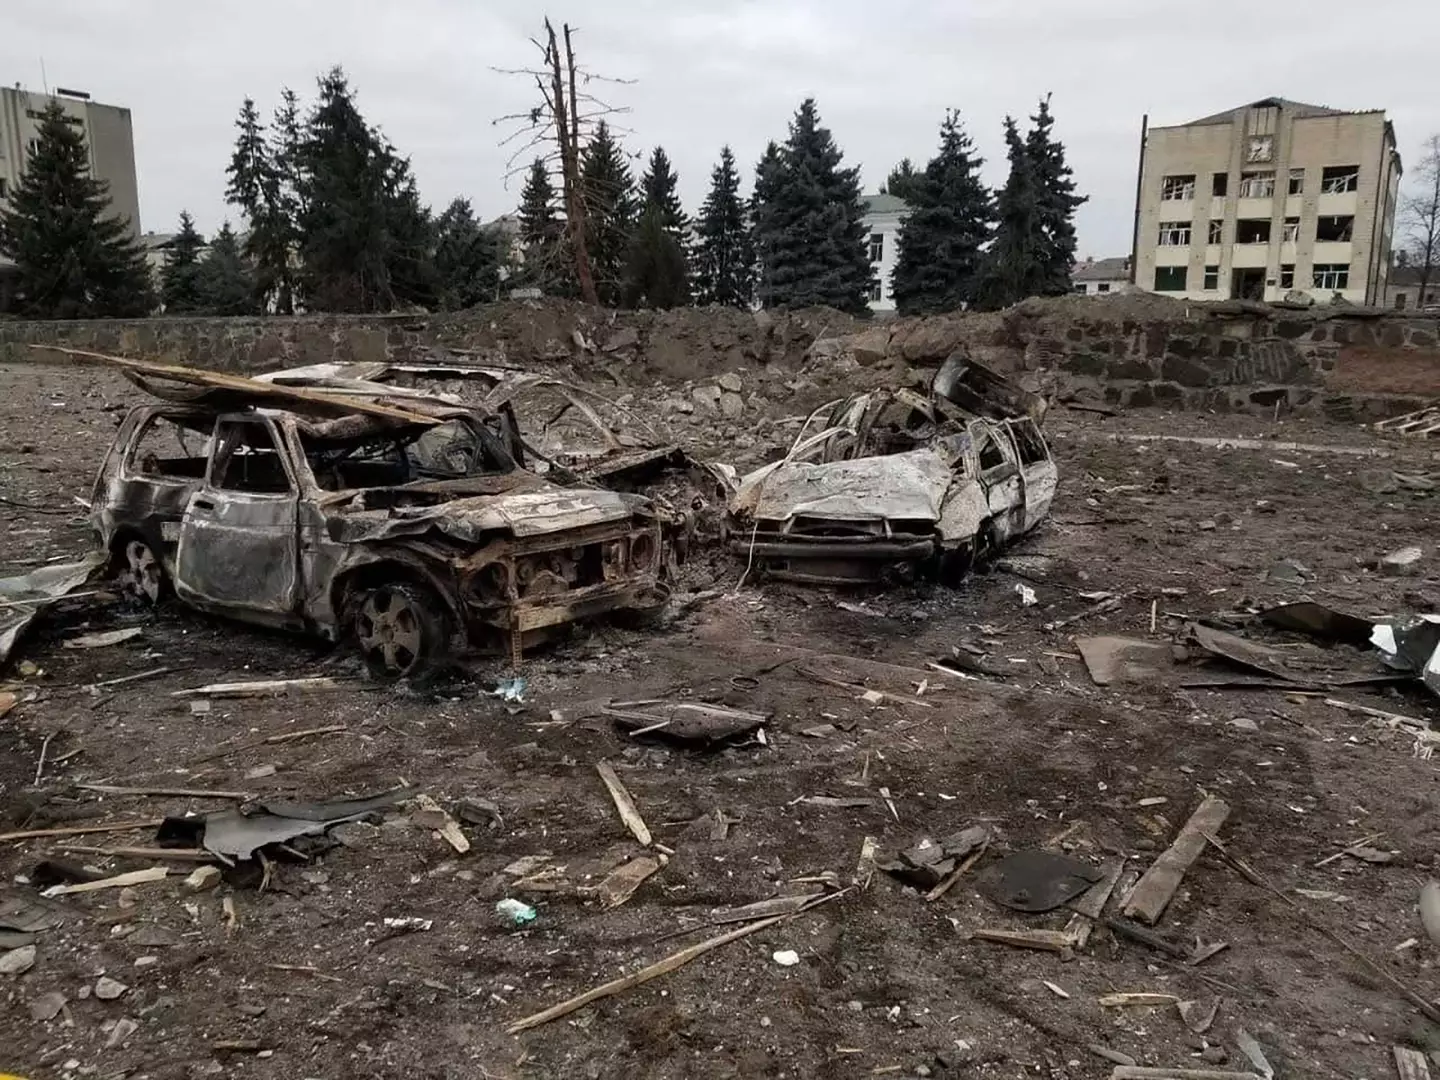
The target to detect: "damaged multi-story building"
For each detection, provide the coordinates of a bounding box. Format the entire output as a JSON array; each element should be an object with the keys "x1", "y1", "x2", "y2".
[{"x1": 1133, "y1": 97, "x2": 1401, "y2": 306}]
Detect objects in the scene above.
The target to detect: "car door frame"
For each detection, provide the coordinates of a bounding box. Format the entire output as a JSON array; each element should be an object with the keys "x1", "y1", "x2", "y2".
[
  {"x1": 970, "y1": 419, "x2": 1027, "y2": 541},
  {"x1": 172, "y1": 412, "x2": 303, "y2": 626},
  {"x1": 1005, "y1": 416, "x2": 1057, "y2": 532}
]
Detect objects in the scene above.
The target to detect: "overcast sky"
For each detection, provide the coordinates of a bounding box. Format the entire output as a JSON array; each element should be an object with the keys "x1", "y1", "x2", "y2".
[{"x1": 6, "y1": 0, "x2": 1437, "y2": 259}]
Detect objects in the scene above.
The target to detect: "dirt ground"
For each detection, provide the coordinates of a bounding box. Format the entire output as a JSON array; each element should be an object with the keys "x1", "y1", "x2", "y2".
[{"x1": 3, "y1": 359, "x2": 1440, "y2": 1080}]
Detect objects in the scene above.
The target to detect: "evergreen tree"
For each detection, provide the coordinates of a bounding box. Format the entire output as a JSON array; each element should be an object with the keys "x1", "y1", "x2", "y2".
[
  {"x1": 751, "y1": 141, "x2": 784, "y2": 308},
  {"x1": 0, "y1": 99, "x2": 152, "y2": 317},
  {"x1": 639, "y1": 146, "x2": 687, "y2": 237},
  {"x1": 580, "y1": 121, "x2": 638, "y2": 306},
  {"x1": 623, "y1": 206, "x2": 688, "y2": 309},
  {"x1": 225, "y1": 97, "x2": 293, "y2": 312},
  {"x1": 755, "y1": 99, "x2": 873, "y2": 313},
  {"x1": 693, "y1": 146, "x2": 753, "y2": 308},
  {"x1": 195, "y1": 223, "x2": 258, "y2": 315},
  {"x1": 1025, "y1": 95, "x2": 1086, "y2": 296},
  {"x1": 890, "y1": 111, "x2": 993, "y2": 315},
  {"x1": 516, "y1": 158, "x2": 569, "y2": 294},
  {"x1": 975, "y1": 118, "x2": 1040, "y2": 311},
  {"x1": 882, "y1": 158, "x2": 922, "y2": 203},
  {"x1": 433, "y1": 197, "x2": 500, "y2": 310},
  {"x1": 161, "y1": 211, "x2": 207, "y2": 313}
]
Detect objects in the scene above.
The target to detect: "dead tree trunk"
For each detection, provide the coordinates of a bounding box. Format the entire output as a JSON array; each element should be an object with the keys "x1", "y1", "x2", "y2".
[{"x1": 548, "y1": 20, "x2": 597, "y2": 306}]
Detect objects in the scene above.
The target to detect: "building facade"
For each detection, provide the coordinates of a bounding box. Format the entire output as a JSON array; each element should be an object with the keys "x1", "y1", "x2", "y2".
[
  {"x1": 1071, "y1": 256, "x2": 1131, "y2": 295},
  {"x1": 1385, "y1": 265, "x2": 1440, "y2": 311},
  {"x1": 0, "y1": 86, "x2": 141, "y2": 240},
  {"x1": 861, "y1": 193, "x2": 908, "y2": 314},
  {"x1": 1133, "y1": 98, "x2": 1400, "y2": 305}
]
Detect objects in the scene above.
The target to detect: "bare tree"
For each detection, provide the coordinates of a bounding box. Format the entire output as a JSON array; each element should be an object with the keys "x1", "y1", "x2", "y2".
[
  {"x1": 495, "y1": 19, "x2": 631, "y2": 306},
  {"x1": 1401, "y1": 134, "x2": 1440, "y2": 300}
]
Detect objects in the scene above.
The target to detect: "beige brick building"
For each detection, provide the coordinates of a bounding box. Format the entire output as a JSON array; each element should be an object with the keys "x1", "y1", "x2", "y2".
[{"x1": 1133, "y1": 98, "x2": 1400, "y2": 305}]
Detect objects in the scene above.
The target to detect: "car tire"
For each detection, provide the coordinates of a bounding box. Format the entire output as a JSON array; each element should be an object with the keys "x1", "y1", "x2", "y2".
[
  {"x1": 971, "y1": 520, "x2": 999, "y2": 573},
  {"x1": 113, "y1": 536, "x2": 167, "y2": 605},
  {"x1": 352, "y1": 581, "x2": 451, "y2": 682}
]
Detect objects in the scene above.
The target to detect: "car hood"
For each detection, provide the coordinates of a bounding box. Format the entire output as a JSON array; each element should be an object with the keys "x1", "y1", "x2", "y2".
[
  {"x1": 332, "y1": 486, "x2": 651, "y2": 544},
  {"x1": 730, "y1": 448, "x2": 957, "y2": 524}
]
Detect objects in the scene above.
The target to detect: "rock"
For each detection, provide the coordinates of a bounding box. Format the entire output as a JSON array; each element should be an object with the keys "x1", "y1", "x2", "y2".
[
  {"x1": 1267, "y1": 558, "x2": 1311, "y2": 585},
  {"x1": 0, "y1": 944, "x2": 36, "y2": 976},
  {"x1": 602, "y1": 327, "x2": 639, "y2": 353},
  {"x1": 134, "y1": 955, "x2": 159, "y2": 968},
  {"x1": 30, "y1": 990, "x2": 66, "y2": 1021},
  {"x1": 847, "y1": 327, "x2": 891, "y2": 366},
  {"x1": 1199, "y1": 1046, "x2": 1228, "y2": 1065},
  {"x1": 752, "y1": 310, "x2": 774, "y2": 333},
  {"x1": 1381, "y1": 546, "x2": 1424, "y2": 576},
  {"x1": 129, "y1": 925, "x2": 180, "y2": 948},
  {"x1": 184, "y1": 866, "x2": 222, "y2": 892},
  {"x1": 672, "y1": 398, "x2": 695, "y2": 415},
  {"x1": 717, "y1": 371, "x2": 743, "y2": 393},
  {"x1": 106, "y1": 1016, "x2": 139, "y2": 1049},
  {"x1": 571, "y1": 329, "x2": 593, "y2": 353},
  {"x1": 808, "y1": 338, "x2": 845, "y2": 361},
  {"x1": 691, "y1": 385, "x2": 723, "y2": 412},
  {"x1": 244, "y1": 764, "x2": 277, "y2": 780},
  {"x1": 1197, "y1": 519, "x2": 1217, "y2": 531},
  {"x1": 1229, "y1": 717, "x2": 1260, "y2": 732},
  {"x1": 95, "y1": 976, "x2": 128, "y2": 1000},
  {"x1": 719, "y1": 392, "x2": 744, "y2": 420},
  {"x1": 1359, "y1": 468, "x2": 1399, "y2": 494}
]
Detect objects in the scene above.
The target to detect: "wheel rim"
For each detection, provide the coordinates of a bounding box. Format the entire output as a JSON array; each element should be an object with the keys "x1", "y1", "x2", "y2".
[
  {"x1": 357, "y1": 588, "x2": 423, "y2": 676},
  {"x1": 121, "y1": 541, "x2": 161, "y2": 603}
]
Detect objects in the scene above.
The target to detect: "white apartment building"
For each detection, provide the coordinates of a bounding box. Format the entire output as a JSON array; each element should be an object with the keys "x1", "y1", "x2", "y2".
[
  {"x1": 861, "y1": 192, "x2": 908, "y2": 313},
  {"x1": 1134, "y1": 98, "x2": 1400, "y2": 305}
]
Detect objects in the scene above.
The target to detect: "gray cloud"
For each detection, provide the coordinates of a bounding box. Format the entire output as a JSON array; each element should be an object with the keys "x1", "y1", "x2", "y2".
[{"x1": 6, "y1": 0, "x2": 1436, "y2": 260}]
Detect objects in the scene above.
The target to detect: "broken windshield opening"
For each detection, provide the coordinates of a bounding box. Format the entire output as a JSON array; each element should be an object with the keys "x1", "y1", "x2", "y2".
[{"x1": 301, "y1": 419, "x2": 514, "y2": 491}]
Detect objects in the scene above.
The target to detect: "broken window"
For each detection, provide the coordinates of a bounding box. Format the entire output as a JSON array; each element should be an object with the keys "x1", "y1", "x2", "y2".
[
  {"x1": 1312, "y1": 263, "x2": 1350, "y2": 290},
  {"x1": 1153, "y1": 266, "x2": 1187, "y2": 292},
  {"x1": 975, "y1": 428, "x2": 1007, "y2": 472},
  {"x1": 1009, "y1": 419, "x2": 1049, "y2": 466},
  {"x1": 1280, "y1": 264, "x2": 1295, "y2": 289},
  {"x1": 867, "y1": 281, "x2": 882, "y2": 302},
  {"x1": 1072, "y1": 284, "x2": 1087, "y2": 295},
  {"x1": 301, "y1": 419, "x2": 510, "y2": 491},
  {"x1": 1203, "y1": 266, "x2": 1219, "y2": 291},
  {"x1": 127, "y1": 414, "x2": 210, "y2": 480},
  {"x1": 1212, "y1": 172, "x2": 1228, "y2": 197},
  {"x1": 1161, "y1": 174, "x2": 1196, "y2": 201},
  {"x1": 868, "y1": 233, "x2": 883, "y2": 263},
  {"x1": 1157, "y1": 221, "x2": 1191, "y2": 246},
  {"x1": 1238, "y1": 171, "x2": 1275, "y2": 198},
  {"x1": 1316, "y1": 215, "x2": 1354, "y2": 242},
  {"x1": 1207, "y1": 220, "x2": 1223, "y2": 244},
  {"x1": 1236, "y1": 219, "x2": 1271, "y2": 244},
  {"x1": 1281, "y1": 218, "x2": 1300, "y2": 242},
  {"x1": 1288, "y1": 168, "x2": 1305, "y2": 195},
  {"x1": 1321, "y1": 165, "x2": 1359, "y2": 194},
  {"x1": 210, "y1": 420, "x2": 293, "y2": 495}
]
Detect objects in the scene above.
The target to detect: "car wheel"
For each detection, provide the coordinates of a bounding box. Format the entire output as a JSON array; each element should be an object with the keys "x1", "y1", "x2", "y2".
[
  {"x1": 353, "y1": 582, "x2": 450, "y2": 681},
  {"x1": 972, "y1": 520, "x2": 999, "y2": 572},
  {"x1": 115, "y1": 538, "x2": 165, "y2": 604}
]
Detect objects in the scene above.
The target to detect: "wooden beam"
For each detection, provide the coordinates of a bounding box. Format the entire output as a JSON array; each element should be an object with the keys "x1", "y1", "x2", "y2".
[{"x1": 1123, "y1": 796, "x2": 1230, "y2": 925}]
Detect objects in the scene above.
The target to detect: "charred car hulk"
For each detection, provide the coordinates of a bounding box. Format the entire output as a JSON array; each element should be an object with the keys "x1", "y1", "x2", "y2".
[{"x1": 91, "y1": 384, "x2": 671, "y2": 680}]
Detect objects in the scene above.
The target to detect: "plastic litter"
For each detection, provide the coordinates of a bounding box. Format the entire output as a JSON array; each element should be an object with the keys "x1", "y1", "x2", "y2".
[
  {"x1": 771, "y1": 949, "x2": 800, "y2": 967},
  {"x1": 496, "y1": 898, "x2": 538, "y2": 926},
  {"x1": 1014, "y1": 583, "x2": 1037, "y2": 607},
  {"x1": 489, "y1": 677, "x2": 527, "y2": 704}
]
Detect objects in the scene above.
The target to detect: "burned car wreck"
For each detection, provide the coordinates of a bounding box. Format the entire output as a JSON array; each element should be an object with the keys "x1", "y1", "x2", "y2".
[
  {"x1": 91, "y1": 360, "x2": 673, "y2": 678},
  {"x1": 725, "y1": 357, "x2": 1056, "y2": 585}
]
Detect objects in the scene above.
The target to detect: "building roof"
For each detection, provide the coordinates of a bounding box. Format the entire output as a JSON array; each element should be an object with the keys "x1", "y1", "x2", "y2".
[
  {"x1": 1181, "y1": 97, "x2": 1375, "y2": 128},
  {"x1": 1071, "y1": 256, "x2": 1131, "y2": 282},
  {"x1": 862, "y1": 193, "x2": 910, "y2": 216}
]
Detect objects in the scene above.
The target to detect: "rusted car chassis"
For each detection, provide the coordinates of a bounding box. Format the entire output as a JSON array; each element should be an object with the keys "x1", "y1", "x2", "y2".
[{"x1": 92, "y1": 402, "x2": 668, "y2": 676}]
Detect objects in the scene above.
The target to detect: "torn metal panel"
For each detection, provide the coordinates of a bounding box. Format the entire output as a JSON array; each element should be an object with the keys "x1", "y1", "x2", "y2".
[
  {"x1": 0, "y1": 555, "x2": 106, "y2": 668},
  {"x1": 1372, "y1": 616, "x2": 1440, "y2": 698},
  {"x1": 1075, "y1": 636, "x2": 1173, "y2": 686},
  {"x1": 1259, "y1": 602, "x2": 1374, "y2": 648}
]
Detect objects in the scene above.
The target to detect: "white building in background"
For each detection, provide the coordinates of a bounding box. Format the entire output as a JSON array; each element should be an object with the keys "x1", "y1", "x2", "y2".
[
  {"x1": 1071, "y1": 256, "x2": 1131, "y2": 295},
  {"x1": 861, "y1": 193, "x2": 909, "y2": 314}
]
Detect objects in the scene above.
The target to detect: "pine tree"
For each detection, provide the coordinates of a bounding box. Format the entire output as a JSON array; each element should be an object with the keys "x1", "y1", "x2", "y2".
[
  {"x1": 751, "y1": 141, "x2": 784, "y2": 308},
  {"x1": 890, "y1": 111, "x2": 993, "y2": 315},
  {"x1": 1025, "y1": 95, "x2": 1086, "y2": 296},
  {"x1": 0, "y1": 99, "x2": 152, "y2": 317},
  {"x1": 693, "y1": 146, "x2": 753, "y2": 308},
  {"x1": 433, "y1": 197, "x2": 500, "y2": 310},
  {"x1": 161, "y1": 211, "x2": 207, "y2": 313},
  {"x1": 195, "y1": 223, "x2": 258, "y2": 315},
  {"x1": 975, "y1": 118, "x2": 1040, "y2": 311},
  {"x1": 517, "y1": 158, "x2": 569, "y2": 294},
  {"x1": 225, "y1": 97, "x2": 293, "y2": 313},
  {"x1": 580, "y1": 121, "x2": 638, "y2": 306},
  {"x1": 756, "y1": 99, "x2": 873, "y2": 313},
  {"x1": 640, "y1": 146, "x2": 687, "y2": 238},
  {"x1": 622, "y1": 206, "x2": 688, "y2": 309},
  {"x1": 882, "y1": 158, "x2": 922, "y2": 203}
]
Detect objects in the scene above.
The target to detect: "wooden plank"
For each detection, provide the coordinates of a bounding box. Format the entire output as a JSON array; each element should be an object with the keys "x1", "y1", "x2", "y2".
[
  {"x1": 1395, "y1": 1046, "x2": 1433, "y2": 1080},
  {"x1": 1065, "y1": 855, "x2": 1125, "y2": 948},
  {"x1": 1110, "y1": 1070, "x2": 1263, "y2": 1080},
  {"x1": 40, "y1": 865, "x2": 168, "y2": 897},
  {"x1": 1123, "y1": 796, "x2": 1230, "y2": 925},
  {"x1": 595, "y1": 762, "x2": 652, "y2": 846},
  {"x1": 972, "y1": 928, "x2": 1074, "y2": 954}
]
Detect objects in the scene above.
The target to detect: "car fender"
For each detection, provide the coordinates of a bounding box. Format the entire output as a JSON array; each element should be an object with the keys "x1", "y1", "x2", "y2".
[{"x1": 936, "y1": 479, "x2": 991, "y2": 548}]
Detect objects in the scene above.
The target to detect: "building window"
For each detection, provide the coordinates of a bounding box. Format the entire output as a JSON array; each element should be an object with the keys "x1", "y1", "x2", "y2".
[
  {"x1": 1280, "y1": 264, "x2": 1295, "y2": 289},
  {"x1": 1236, "y1": 219, "x2": 1271, "y2": 244},
  {"x1": 1161, "y1": 174, "x2": 1196, "y2": 201},
  {"x1": 1396, "y1": 293, "x2": 1408, "y2": 311},
  {"x1": 1288, "y1": 169, "x2": 1305, "y2": 195},
  {"x1": 1203, "y1": 266, "x2": 1219, "y2": 290},
  {"x1": 1321, "y1": 166, "x2": 1359, "y2": 194},
  {"x1": 1207, "y1": 220, "x2": 1223, "y2": 244},
  {"x1": 868, "y1": 233, "x2": 883, "y2": 263},
  {"x1": 1238, "y1": 171, "x2": 1276, "y2": 198},
  {"x1": 1212, "y1": 172, "x2": 1228, "y2": 197},
  {"x1": 1072, "y1": 284, "x2": 1087, "y2": 295},
  {"x1": 867, "y1": 282, "x2": 883, "y2": 302},
  {"x1": 1154, "y1": 266, "x2": 1188, "y2": 292},
  {"x1": 1096, "y1": 283, "x2": 1111, "y2": 293},
  {"x1": 1157, "y1": 221, "x2": 1191, "y2": 246},
  {"x1": 1313, "y1": 263, "x2": 1350, "y2": 290},
  {"x1": 1316, "y1": 215, "x2": 1354, "y2": 242},
  {"x1": 1281, "y1": 218, "x2": 1300, "y2": 242}
]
